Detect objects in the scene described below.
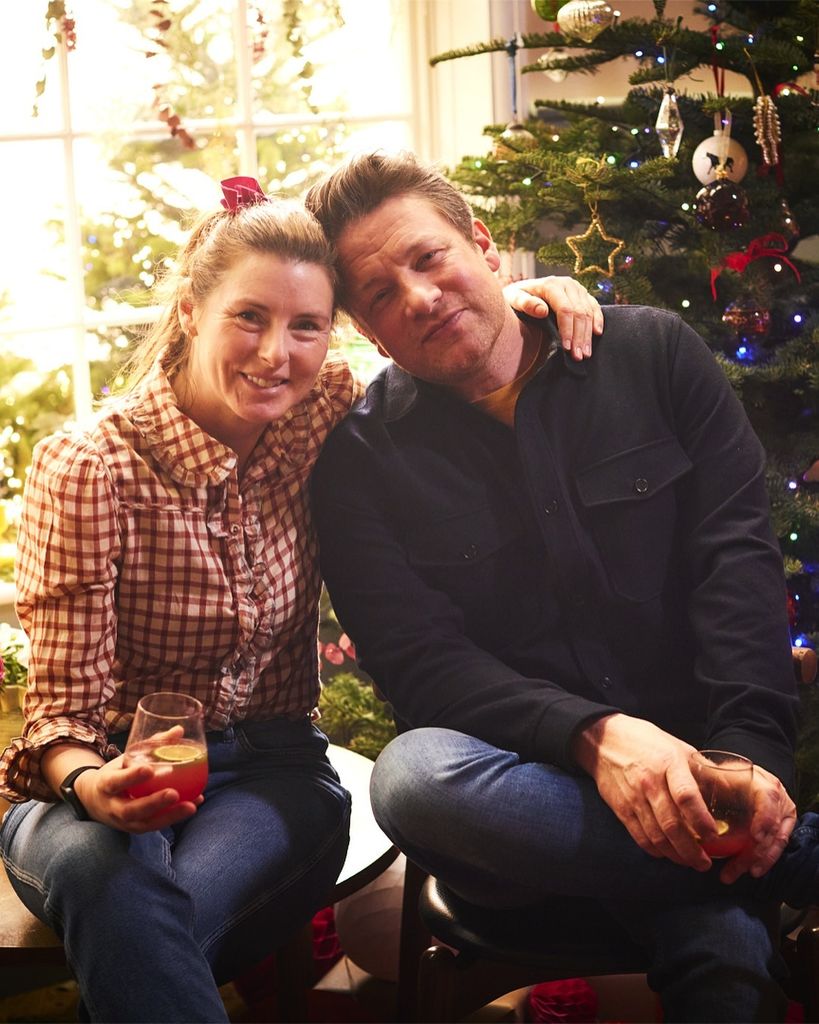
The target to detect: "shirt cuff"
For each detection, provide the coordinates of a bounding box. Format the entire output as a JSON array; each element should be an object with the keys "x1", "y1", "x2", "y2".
[
  {"x1": 532, "y1": 696, "x2": 620, "y2": 772},
  {"x1": 0, "y1": 716, "x2": 111, "y2": 803}
]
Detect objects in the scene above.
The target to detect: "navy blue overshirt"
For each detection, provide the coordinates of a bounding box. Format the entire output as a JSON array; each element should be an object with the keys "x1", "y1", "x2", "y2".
[{"x1": 312, "y1": 306, "x2": 798, "y2": 788}]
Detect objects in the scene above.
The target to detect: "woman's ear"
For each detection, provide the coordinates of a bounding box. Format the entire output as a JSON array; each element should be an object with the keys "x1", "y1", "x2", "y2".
[
  {"x1": 472, "y1": 218, "x2": 501, "y2": 272},
  {"x1": 177, "y1": 286, "x2": 196, "y2": 337}
]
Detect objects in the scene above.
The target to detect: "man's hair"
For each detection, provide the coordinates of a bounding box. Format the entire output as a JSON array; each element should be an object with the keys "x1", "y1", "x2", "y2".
[{"x1": 304, "y1": 151, "x2": 475, "y2": 247}]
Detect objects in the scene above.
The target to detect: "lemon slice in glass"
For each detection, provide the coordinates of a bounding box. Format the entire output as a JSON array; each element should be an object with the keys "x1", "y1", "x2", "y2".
[{"x1": 153, "y1": 744, "x2": 200, "y2": 763}]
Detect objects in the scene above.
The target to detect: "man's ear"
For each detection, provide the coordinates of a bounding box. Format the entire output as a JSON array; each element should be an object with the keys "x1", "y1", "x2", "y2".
[
  {"x1": 472, "y1": 218, "x2": 501, "y2": 272},
  {"x1": 352, "y1": 318, "x2": 389, "y2": 358}
]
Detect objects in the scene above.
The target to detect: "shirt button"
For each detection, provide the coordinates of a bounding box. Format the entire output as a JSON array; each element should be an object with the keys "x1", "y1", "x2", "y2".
[
  {"x1": 634, "y1": 477, "x2": 649, "y2": 495},
  {"x1": 601, "y1": 676, "x2": 612, "y2": 689},
  {"x1": 544, "y1": 499, "x2": 558, "y2": 515},
  {"x1": 462, "y1": 544, "x2": 478, "y2": 561}
]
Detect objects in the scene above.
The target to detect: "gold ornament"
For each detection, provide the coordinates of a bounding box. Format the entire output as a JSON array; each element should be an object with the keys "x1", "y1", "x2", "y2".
[
  {"x1": 753, "y1": 94, "x2": 781, "y2": 167},
  {"x1": 565, "y1": 208, "x2": 625, "y2": 277},
  {"x1": 556, "y1": 0, "x2": 614, "y2": 43}
]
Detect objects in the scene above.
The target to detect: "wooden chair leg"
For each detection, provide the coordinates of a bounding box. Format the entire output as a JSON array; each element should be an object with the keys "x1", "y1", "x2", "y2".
[
  {"x1": 395, "y1": 858, "x2": 431, "y2": 1022},
  {"x1": 417, "y1": 945, "x2": 460, "y2": 1024},
  {"x1": 794, "y1": 917, "x2": 819, "y2": 1022}
]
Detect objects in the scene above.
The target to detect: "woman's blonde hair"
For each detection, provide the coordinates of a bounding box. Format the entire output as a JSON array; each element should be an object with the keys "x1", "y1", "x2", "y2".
[{"x1": 118, "y1": 196, "x2": 336, "y2": 392}]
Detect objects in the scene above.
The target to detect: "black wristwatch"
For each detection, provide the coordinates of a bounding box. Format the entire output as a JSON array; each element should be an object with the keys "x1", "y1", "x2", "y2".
[{"x1": 59, "y1": 765, "x2": 100, "y2": 821}]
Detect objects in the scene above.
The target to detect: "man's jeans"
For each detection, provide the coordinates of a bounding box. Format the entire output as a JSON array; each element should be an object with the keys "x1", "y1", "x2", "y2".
[
  {"x1": 1, "y1": 718, "x2": 351, "y2": 1024},
  {"x1": 371, "y1": 728, "x2": 789, "y2": 1023}
]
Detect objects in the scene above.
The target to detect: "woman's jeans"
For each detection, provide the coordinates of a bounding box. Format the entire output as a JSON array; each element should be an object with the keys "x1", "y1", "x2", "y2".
[
  {"x1": 372, "y1": 728, "x2": 791, "y2": 1024},
  {"x1": 0, "y1": 718, "x2": 351, "y2": 1023}
]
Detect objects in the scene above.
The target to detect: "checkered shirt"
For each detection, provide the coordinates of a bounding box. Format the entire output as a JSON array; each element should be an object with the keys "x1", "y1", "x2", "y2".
[{"x1": 0, "y1": 352, "x2": 361, "y2": 802}]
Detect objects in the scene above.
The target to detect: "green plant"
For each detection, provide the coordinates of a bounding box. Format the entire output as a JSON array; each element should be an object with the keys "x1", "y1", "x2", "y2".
[
  {"x1": 0, "y1": 625, "x2": 28, "y2": 691},
  {"x1": 318, "y1": 671, "x2": 396, "y2": 761}
]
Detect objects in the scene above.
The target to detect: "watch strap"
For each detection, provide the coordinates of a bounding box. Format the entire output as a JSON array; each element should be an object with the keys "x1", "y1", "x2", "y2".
[{"x1": 59, "y1": 764, "x2": 100, "y2": 821}]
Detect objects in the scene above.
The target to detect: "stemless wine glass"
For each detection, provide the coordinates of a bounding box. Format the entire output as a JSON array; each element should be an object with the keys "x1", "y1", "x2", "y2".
[
  {"x1": 689, "y1": 749, "x2": 754, "y2": 858},
  {"x1": 125, "y1": 692, "x2": 208, "y2": 804}
]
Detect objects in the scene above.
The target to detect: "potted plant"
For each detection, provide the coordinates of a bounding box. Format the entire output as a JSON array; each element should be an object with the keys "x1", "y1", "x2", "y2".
[{"x1": 0, "y1": 623, "x2": 28, "y2": 713}]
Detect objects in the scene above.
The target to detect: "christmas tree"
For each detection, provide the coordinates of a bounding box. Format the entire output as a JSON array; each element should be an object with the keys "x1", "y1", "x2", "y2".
[{"x1": 432, "y1": 0, "x2": 819, "y2": 803}]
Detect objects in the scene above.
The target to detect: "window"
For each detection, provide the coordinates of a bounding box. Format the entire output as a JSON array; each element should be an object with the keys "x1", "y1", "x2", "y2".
[{"x1": 0, "y1": 0, "x2": 416, "y2": 508}]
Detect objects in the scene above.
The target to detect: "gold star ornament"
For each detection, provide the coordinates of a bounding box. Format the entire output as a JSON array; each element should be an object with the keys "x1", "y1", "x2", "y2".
[{"x1": 565, "y1": 210, "x2": 625, "y2": 277}]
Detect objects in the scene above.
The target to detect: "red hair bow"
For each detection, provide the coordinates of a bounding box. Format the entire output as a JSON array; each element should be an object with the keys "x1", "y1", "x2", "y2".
[{"x1": 220, "y1": 176, "x2": 267, "y2": 211}]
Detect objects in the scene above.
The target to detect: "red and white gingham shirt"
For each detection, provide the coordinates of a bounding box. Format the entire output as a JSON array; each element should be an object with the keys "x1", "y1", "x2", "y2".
[{"x1": 0, "y1": 352, "x2": 362, "y2": 802}]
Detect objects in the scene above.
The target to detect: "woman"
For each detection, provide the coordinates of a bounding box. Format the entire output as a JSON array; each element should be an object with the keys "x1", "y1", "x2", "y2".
[{"x1": 0, "y1": 177, "x2": 599, "y2": 1022}]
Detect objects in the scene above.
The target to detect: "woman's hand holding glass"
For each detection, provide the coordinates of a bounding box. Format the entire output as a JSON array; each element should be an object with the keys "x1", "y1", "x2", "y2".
[
  {"x1": 70, "y1": 692, "x2": 208, "y2": 833},
  {"x1": 124, "y1": 692, "x2": 207, "y2": 797}
]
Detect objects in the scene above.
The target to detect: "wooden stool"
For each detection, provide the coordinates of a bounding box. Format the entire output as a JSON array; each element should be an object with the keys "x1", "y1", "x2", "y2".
[{"x1": 0, "y1": 744, "x2": 397, "y2": 1018}]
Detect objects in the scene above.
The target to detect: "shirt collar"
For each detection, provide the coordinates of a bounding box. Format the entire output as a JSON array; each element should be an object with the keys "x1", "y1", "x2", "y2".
[
  {"x1": 125, "y1": 353, "x2": 317, "y2": 487},
  {"x1": 379, "y1": 312, "x2": 582, "y2": 422}
]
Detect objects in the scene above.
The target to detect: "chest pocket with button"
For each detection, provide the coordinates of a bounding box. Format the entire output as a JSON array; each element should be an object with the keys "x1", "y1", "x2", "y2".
[
  {"x1": 403, "y1": 506, "x2": 545, "y2": 648},
  {"x1": 574, "y1": 436, "x2": 693, "y2": 603}
]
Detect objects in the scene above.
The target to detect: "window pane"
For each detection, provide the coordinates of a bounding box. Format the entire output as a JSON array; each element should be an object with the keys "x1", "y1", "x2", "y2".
[
  {"x1": 342, "y1": 119, "x2": 414, "y2": 155},
  {"x1": 72, "y1": 136, "x2": 223, "y2": 314},
  {"x1": 0, "y1": 6, "x2": 64, "y2": 134},
  {"x1": 309, "y1": 0, "x2": 412, "y2": 117},
  {"x1": 0, "y1": 141, "x2": 72, "y2": 338},
  {"x1": 67, "y1": 0, "x2": 158, "y2": 133}
]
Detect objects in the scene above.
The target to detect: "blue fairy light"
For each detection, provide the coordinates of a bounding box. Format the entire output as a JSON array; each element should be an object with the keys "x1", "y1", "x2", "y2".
[{"x1": 788, "y1": 480, "x2": 799, "y2": 490}]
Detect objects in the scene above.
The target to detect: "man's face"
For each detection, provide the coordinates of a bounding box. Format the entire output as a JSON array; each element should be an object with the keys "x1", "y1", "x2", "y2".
[{"x1": 336, "y1": 194, "x2": 517, "y2": 401}]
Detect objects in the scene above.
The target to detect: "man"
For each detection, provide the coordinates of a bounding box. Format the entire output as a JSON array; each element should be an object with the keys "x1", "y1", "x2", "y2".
[{"x1": 305, "y1": 152, "x2": 818, "y2": 1021}]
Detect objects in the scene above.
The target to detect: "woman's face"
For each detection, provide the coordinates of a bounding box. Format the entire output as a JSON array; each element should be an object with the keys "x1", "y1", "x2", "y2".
[{"x1": 178, "y1": 251, "x2": 334, "y2": 456}]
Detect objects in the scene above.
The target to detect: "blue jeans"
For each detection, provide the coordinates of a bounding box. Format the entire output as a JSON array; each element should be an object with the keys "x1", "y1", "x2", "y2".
[
  {"x1": 371, "y1": 728, "x2": 788, "y2": 1023},
  {"x1": 1, "y1": 718, "x2": 351, "y2": 1023}
]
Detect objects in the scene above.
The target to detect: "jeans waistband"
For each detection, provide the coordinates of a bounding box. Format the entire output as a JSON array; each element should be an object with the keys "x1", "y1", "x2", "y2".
[{"x1": 109, "y1": 713, "x2": 315, "y2": 752}]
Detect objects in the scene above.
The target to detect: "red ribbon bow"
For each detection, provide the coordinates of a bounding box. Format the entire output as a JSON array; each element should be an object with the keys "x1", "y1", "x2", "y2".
[
  {"x1": 710, "y1": 232, "x2": 801, "y2": 300},
  {"x1": 220, "y1": 176, "x2": 267, "y2": 211},
  {"x1": 773, "y1": 82, "x2": 811, "y2": 100}
]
